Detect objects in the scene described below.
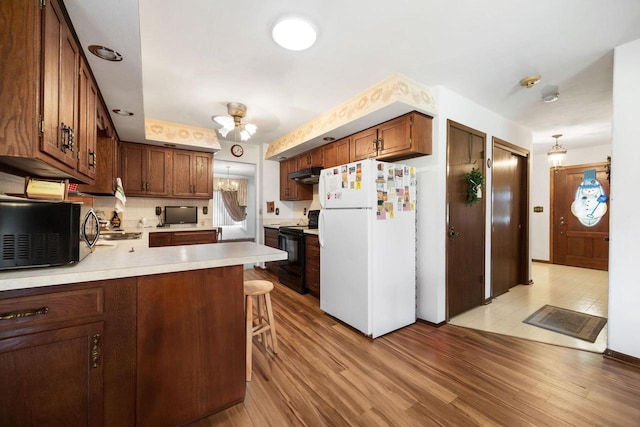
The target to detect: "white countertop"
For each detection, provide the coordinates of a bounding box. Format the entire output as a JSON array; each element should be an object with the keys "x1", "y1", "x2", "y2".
[{"x1": 0, "y1": 234, "x2": 287, "y2": 292}]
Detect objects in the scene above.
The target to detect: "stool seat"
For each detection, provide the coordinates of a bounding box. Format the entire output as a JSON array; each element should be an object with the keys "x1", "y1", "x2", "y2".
[
  {"x1": 244, "y1": 280, "x2": 274, "y2": 296},
  {"x1": 243, "y1": 279, "x2": 278, "y2": 381}
]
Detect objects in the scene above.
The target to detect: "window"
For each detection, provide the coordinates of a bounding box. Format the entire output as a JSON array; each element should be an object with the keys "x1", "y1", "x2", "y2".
[{"x1": 213, "y1": 190, "x2": 247, "y2": 227}]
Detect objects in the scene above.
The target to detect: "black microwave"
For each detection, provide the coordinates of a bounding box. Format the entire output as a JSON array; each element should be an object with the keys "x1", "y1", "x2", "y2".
[{"x1": 0, "y1": 199, "x2": 100, "y2": 270}]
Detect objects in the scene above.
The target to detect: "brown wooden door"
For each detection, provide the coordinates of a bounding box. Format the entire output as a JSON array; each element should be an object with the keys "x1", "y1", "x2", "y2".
[
  {"x1": 145, "y1": 146, "x2": 171, "y2": 196},
  {"x1": 77, "y1": 58, "x2": 97, "y2": 181},
  {"x1": 336, "y1": 138, "x2": 350, "y2": 165},
  {"x1": 446, "y1": 121, "x2": 486, "y2": 319},
  {"x1": 552, "y1": 163, "x2": 610, "y2": 270},
  {"x1": 121, "y1": 142, "x2": 146, "y2": 195},
  {"x1": 0, "y1": 322, "x2": 104, "y2": 427},
  {"x1": 491, "y1": 141, "x2": 529, "y2": 297},
  {"x1": 192, "y1": 151, "x2": 213, "y2": 197},
  {"x1": 172, "y1": 150, "x2": 193, "y2": 197}
]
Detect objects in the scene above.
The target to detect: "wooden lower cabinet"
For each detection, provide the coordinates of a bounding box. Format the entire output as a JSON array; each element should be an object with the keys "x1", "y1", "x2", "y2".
[
  {"x1": 0, "y1": 267, "x2": 245, "y2": 427},
  {"x1": 137, "y1": 267, "x2": 245, "y2": 426},
  {"x1": 149, "y1": 230, "x2": 218, "y2": 247},
  {"x1": 305, "y1": 234, "x2": 320, "y2": 297},
  {"x1": 264, "y1": 227, "x2": 280, "y2": 275}
]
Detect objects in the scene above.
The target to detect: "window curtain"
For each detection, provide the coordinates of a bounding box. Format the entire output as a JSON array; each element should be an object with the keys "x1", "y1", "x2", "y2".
[{"x1": 214, "y1": 177, "x2": 247, "y2": 222}]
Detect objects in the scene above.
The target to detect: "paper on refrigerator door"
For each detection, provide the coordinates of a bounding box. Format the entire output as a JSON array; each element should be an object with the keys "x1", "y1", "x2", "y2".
[{"x1": 375, "y1": 164, "x2": 416, "y2": 220}]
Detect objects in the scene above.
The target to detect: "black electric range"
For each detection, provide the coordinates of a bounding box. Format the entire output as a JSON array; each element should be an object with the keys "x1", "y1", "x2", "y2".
[{"x1": 277, "y1": 210, "x2": 318, "y2": 294}]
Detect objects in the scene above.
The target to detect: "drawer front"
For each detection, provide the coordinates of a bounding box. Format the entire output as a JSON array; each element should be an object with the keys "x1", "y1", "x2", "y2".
[
  {"x1": 0, "y1": 287, "x2": 104, "y2": 332},
  {"x1": 173, "y1": 231, "x2": 217, "y2": 245}
]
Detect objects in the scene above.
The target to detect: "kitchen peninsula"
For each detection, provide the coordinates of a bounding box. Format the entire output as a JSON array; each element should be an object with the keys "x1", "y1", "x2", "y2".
[{"x1": 0, "y1": 239, "x2": 286, "y2": 426}]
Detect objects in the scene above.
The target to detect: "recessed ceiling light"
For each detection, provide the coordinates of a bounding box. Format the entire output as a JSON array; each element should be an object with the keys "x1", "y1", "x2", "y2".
[
  {"x1": 112, "y1": 109, "x2": 134, "y2": 116},
  {"x1": 542, "y1": 93, "x2": 559, "y2": 103},
  {"x1": 88, "y1": 45, "x2": 123, "y2": 62},
  {"x1": 272, "y1": 17, "x2": 317, "y2": 51},
  {"x1": 323, "y1": 137, "x2": 335, "y2": 142}
]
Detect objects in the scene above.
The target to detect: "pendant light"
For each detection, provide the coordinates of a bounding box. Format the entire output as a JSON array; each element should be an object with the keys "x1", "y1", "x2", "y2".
[{"x1": 547, "y1": 134, "x2": 567, "y2": 169}]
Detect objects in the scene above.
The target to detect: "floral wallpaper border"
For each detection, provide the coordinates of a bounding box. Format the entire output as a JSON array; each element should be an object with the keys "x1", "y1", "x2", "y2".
[
  {"x1": 144, "y1": 118, "x2": 221, "y2": 150},
  {"x1": 265, "y1": 73, "x2": 437, "y2": 159}
]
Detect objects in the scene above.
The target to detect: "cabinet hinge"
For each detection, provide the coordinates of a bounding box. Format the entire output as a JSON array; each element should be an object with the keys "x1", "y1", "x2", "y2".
[
  {"x1": 409, "y1": 115, "x2": 413, "y2": 126},
  {"x1": 38, "y1": 115, "x2": 43, "y2": 136}
]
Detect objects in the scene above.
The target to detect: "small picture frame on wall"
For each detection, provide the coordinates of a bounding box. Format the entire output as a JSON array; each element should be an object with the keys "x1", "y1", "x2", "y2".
[{"x1": 266, "y1": 201, "x2": 275, "y2": 213}]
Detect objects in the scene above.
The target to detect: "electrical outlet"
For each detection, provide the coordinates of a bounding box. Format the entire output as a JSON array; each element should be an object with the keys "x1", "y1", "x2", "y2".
[
  {"x1": 155, "y1": 206, "x2": 161, "y2": 216},
  {"x1": 203, "y1": 206, "x2": 208, "y2": 215}
]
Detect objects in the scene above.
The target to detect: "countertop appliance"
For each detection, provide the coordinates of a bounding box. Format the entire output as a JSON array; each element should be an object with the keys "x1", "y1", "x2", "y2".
[
  {"x1": 319, "y1": 159, "x2": 416, "y2": 338},
  {"x1": 278, "y1": 210, "x2": 319, "y2": 293},
  {"x1": 0, "y1": 198, "x2": 100, "y2": 270}
]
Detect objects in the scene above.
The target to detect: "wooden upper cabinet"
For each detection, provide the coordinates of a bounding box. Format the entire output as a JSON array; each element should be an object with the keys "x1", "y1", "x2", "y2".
[
  {"x1": 121, "y1": 142, "x2": 172, "y2": 197},
  {"x1": 280, "y1": 157, "x2": 313, "y2": 201},
  {"x1": 297, "y1": 146, "x2": 324, "y2": 169},
  {"x1": 41, "y1": 0, "x2": 80, "y2": 171},
  {"x1": 77, "y1": 57, "x2": 98, "y2": 181},
  {"x1": 350, "y1": 112, "x2": 432, "y2": 162},
  {"x1": 323, "y1": 137, "x2": 350, "y2": 168},
  {"x1": 77, "y1": 131, "x2": 119, "y2": 195},
  {"x1": 172, "y1": 150, "x2": 213, "y2": 199}
]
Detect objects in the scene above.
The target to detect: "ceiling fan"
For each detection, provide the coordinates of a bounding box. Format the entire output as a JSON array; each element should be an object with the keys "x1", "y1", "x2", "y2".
[{"x1": 212, "y1": 102, "x2": 257, "y2": 141}]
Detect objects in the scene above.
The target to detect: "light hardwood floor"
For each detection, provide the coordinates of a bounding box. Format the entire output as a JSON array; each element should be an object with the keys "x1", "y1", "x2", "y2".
[{"x1": 192, "y1": 268, "x2": 640, "y2": 426}]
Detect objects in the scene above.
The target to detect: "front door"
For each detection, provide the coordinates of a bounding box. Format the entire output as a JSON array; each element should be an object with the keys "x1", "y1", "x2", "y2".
[
  {"x1": 446, "y1": 120, "x2": 486, "y2": 319},
  {"x1": 491, "y1": 140, "x2": 529, "y2": 297},
  {"x1": 551, "y1": 163, "x2": 610, "y2": 270}
]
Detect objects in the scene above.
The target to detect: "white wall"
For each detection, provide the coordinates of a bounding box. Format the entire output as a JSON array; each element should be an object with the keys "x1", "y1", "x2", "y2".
[
  {"x1": 608, "y1": 38, "x2": 640, "y2": 359},
  {"x1": 405, "y1": 86, "x2": 532, "y2": 323},
  {"x1": 530, "y1": 144, "x2": 611, "y2": 261}
]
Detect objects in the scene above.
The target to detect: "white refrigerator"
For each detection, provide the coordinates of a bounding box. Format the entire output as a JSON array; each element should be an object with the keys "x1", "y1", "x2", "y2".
[{"x1": 319, "y1": 158, "x2": 416, "y2": 338}]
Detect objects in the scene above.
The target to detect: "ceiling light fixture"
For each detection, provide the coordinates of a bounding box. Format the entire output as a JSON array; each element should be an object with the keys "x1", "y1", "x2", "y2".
[
  {"x1": 519, "y1": 74, "x2": 541, "y2": 88},
  {"x1": 112, "y1": 109, "x2": 134, "y2": 116},
  {"x1": 88, "y1": 45, "x2": 123, "y2": 62},
  {"x1": 272, "y1": 17, "x2": 317, "y2": 51},
  {"x1": 547, "y1": 134, "x2": 567, "y2": 169},
  {"x1": 542, "y1": 93, "x2": 559, "y2": 103},
  {"x1": 212, "y1": 102, "x2": 257, "y2": 141}
]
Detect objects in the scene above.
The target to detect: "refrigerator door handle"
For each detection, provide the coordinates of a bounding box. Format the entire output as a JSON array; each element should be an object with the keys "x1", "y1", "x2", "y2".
[{"x1": 319, "y1": 210, "x2": 325, "y2": 248}]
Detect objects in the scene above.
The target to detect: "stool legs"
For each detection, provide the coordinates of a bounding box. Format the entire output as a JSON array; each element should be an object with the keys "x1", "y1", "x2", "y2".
[
  {"x1": 244, "y1": 291, "x2": 278, "y2": 381},
  {"x1": 264, "y1": 292, "x2": 278, "y2": 354},
  {"x1": 245, "y1": 294, "x2": 254, "y2": 381}
]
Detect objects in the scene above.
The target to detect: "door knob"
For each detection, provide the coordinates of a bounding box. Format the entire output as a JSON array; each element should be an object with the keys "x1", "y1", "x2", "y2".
[{"x1": 448, "y1": 226, "x2": 460, "y2": 240}]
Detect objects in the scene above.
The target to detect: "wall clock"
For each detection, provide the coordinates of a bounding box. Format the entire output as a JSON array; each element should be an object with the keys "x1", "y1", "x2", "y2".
[{"x1": 231, "y1": 144, "x2": 244, "y2": 157}]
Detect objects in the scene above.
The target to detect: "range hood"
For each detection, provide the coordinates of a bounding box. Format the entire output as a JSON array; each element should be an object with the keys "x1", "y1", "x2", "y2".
[{"x1": 288, "y1": 167, "x2": 323, "y2": 184}]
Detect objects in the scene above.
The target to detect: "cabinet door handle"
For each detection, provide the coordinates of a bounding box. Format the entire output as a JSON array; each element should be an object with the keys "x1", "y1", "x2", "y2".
[
  {"x1": 89, "y1": 150, "x2": 96, "y2": 168},
  {"x1": 60, "y1": 123, "x2": 74, "y2": 152},
  {"x1": 378, "y1": 138, "x2": 383, "y2": 150},
  {"x1": 91, "y1": 334, "x2": 101, "y2": 368},
  {"x1": 0, "y1": 306, "x2": 49, "y2": 321},
  {"x1": 372, "y1": 139, "x2": 378, "y2": 152}
]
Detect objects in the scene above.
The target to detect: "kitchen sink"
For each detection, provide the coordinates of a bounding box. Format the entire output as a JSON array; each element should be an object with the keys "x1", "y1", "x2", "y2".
[{"x1": 99, "y1": 231, "x2": 143, "y2": 240}]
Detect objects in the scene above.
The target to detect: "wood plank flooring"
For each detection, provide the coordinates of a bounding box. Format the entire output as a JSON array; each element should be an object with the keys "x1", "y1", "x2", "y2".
[{"x1": 191, "y1": 268, "x2": 640, "y2": 426}]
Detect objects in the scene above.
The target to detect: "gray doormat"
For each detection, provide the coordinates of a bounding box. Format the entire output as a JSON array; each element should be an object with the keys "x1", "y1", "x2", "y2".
[{"x1": 523, "y1": 305, "x2": 607, "y2": 343}]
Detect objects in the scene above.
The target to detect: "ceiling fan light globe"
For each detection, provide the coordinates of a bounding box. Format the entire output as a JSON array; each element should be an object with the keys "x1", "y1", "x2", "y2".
[{"x1": 245, "y1": 123, "x2": 257, "y2": 135}]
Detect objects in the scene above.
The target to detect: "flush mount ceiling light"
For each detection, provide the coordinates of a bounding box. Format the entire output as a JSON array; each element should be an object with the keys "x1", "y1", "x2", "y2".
[
  {"x1": 542, "y1": 93, "x2": 560, "y2": 103},
  {"x1": 88, "y1": 45, "x2": 123, "y2": 61},
  {"x1": 272, "y1": 17, "x2": 317, "y2": 51},
  {"x1": 547, "y1": 134, "x2": 567, "y2": 169},
  {"x1": 212, "y1": 102, "x2": 257, "y2": 141},
  {"x1": 519, "y1": 74, "x2": 541, "y2": 88},
  {"x1": 112, "y1": 108, "x2": 134, "y2": 116}
]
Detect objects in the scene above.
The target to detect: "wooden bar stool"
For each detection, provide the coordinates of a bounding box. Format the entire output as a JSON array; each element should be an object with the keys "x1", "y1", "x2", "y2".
[{"x1": 244, "y1": 280, "x2": 278, "y2": 381}]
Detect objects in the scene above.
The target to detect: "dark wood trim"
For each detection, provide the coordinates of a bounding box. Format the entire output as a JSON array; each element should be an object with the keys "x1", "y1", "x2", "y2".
[
  {"x1": 483, "y1": 297, "x2": 493, "y2": 305},
  {"x1": 532, "y1": 259, "x2": 550, "y2": 264},
  {"x1": 416, "y1": 318, "x2": 447, "y2": 328},
  {"x1": 604, "y1": 349, "x2": 640, "y2": 368}
]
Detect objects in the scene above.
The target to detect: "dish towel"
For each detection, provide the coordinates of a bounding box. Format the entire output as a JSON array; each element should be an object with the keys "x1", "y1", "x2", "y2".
[{"x1": 115, "y1": 177, "x2": 127, "y2": 213}]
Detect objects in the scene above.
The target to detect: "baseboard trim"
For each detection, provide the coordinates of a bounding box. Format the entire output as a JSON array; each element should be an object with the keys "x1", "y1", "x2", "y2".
[
  {"x1": 416, "y1": 318, "x2": 447, "y2": 328},
  {"x1": 604, "y1": 349, "x2": 640, "y2": 368},
  {"x1": 532, "y1": 259, "x2": 550, "y2": 264}
]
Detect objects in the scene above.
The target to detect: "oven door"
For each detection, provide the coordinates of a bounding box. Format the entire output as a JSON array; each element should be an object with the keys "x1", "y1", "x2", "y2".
[{"x1": 278, "y1": 228, "x2": 307, "y2": 294}]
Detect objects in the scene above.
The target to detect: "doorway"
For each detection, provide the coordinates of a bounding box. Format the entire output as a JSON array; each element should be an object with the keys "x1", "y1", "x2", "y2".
[
  {"x1": 446, "y1": 120, "x2": 486, "y2": 319},
  {"x1": 491, "y1": 139, "x2": 529, "y2": 297},
  {"x1": 551, "y1": 163, "x2": 610, "y2": 270},
  {"x1": 213, "y1": 160, "x2": 257, "y2": 242}
]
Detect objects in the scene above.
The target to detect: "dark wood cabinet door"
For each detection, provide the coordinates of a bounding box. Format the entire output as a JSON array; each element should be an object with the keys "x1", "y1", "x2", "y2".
[
  {"x1": 297, "y1": 146, "x2": 324, "y2": 169},
  {"x1": 264, "y1": 228, "x2": 280, "y2": 274},
  {"x1": 120, "y1": 142, "x2": 146, "y2": 195},
  {"x1": 41, "y1": 0, "x2": 79, "y2": 170},
  {"x1": 335, "y1": 137, "x2": 350, "y2": 165},
  {"x1": 376, "y1": 115, "x2": 410, "y2": 159},
  {"x1": 192, "y1": 151, "x2": 213, "y2": 198},
  {"x1": 77, "y1": 57, "x2": 97, "y2": 181},
  {"x1": 172, "y1": 150, "x2": 193, "y2": 197},
  {"x1": 77, "y1": 133, "x2": 118, "y2": 195},
  {"x1": 0, "y1": 322, "x2": 104, "y2": 427},
  {"x1": 323, "y1": 142, "x2": 337, "y2": 168},
  {"x1": 137, "y1": 267, "x2": 245, "y2": 427},
  {"x1": 145, "y1": 146, "x2": 171, "y2": 196},
  {"x1": 305, "y1": 234, "x2": 320, "y2": 298},
  {"x1": 350, "y1": 127, "x2": 378, "y2": 161}
]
